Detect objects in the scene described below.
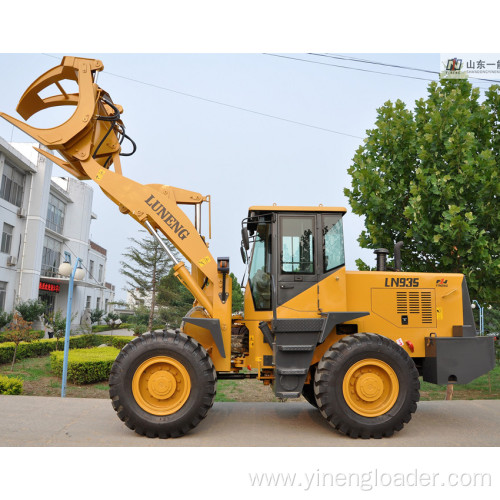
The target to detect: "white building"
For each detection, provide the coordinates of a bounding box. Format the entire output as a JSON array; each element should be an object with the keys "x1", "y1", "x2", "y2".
[{"x1": 0, "y1": 138, "x2": 115, "y2": 327}]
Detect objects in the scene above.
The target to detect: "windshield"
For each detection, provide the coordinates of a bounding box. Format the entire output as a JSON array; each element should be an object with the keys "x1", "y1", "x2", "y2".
[{"x1": 248, "y1": 222, "x2": 272, "y2": 310}]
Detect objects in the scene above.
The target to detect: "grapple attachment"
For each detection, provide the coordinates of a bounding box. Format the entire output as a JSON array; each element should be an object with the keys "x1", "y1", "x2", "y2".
[{"x1": 0, "y1": 56, "x2": 133, "y2": 179}]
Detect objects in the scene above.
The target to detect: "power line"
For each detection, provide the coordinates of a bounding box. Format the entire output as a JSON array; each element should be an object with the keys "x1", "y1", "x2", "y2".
[
  {"x1": 265, "y1": 53, "x2": 435, "y2": 83},
  {"x1": 311, "y1": 53, "x2": 437, "y2": 75},
  {"x1": 310, "y1": 53, "x2": 500, "y2": 86},
  {"x1": 41, "y1": 53, "x2": 362, "y2": 140}
]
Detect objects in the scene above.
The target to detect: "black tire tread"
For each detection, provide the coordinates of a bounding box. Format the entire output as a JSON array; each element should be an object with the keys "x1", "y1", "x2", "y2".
[
  {"x1": 109, "y1": 330, "x2": 216, "y2": 439},
  {"x1": 314, "y1": 332, "x2": 420, "y2": 439}
]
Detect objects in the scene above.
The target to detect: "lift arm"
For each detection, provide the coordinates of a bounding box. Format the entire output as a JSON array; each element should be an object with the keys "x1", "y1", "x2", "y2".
[{"x1": 0, "y1": 56, "x2": 222, "y2": 318}]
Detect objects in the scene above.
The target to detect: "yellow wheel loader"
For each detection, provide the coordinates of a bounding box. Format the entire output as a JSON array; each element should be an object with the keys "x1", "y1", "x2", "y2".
[{"x1": 2, "y1": 57, "x2": 495, "y2": 439}]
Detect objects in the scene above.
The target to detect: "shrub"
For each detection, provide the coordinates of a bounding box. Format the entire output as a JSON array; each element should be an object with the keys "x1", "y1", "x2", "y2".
[
  {"x1": 92, "y1": 325, "x2": 113, "y2": 333},
  {"x1": 50, "y1": 347, "x2": 119, "y2": 384},
  {"x1": 90, "y1": 309, "x2": 105, "y2": 325},
  {"x1": 0, "y1": 334, "x2": 114, "y2": 365},
  {"x1": 0, "y1": 311, "x2": 13, "y2": 330},
  {"x1": 0, "y1": 375, "x2": 23, "y2": 395},
  {"x1": 111, "y1": 336, "x2": 135, "y2": 350},
  {"x1": 15, "y1": 299, "x2": 46, "y2": 322}
]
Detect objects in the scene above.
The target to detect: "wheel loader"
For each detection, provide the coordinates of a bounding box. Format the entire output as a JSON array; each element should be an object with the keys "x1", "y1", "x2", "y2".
[{"x1": 1, "y1": 56, "x2": 495, "y2": 439}]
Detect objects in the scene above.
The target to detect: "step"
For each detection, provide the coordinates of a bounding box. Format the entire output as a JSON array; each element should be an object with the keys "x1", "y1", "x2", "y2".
[
  {"x1": 278, "y1": 344, "x2": 315, "y2": 352},
  {"x1": 275, "y1": 391, "x2": 301, "y2": 399},
  {"x1": 276, "y1": 368, "x2": 309, "y2": 376}
]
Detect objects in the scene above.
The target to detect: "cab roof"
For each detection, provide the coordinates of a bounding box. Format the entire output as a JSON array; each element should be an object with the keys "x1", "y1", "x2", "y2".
[{"x1": 248, "y1": 205, "x2": 347, "y2": 215}]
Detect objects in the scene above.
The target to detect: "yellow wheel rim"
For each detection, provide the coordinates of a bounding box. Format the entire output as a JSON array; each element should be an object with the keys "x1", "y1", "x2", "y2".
[
  {"x1": 342, "y1": 358, "x2": 399, "y2": 417},
  {"x1": 132, "y1": 356, "x2": 191, "y2": 416}
]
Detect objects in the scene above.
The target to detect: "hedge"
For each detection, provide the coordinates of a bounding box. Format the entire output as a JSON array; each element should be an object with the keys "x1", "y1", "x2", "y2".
[
  {"x1": 0, "y1": 330, "x2": 44, "y2": 344},
  {"x1": 111, "y1": 336, "x2": 135, "y2": 350},
  {"x1": 92, "y1": 325, "x2": 114, "y2": 333},
  {"x1": 50, "y1": 347, "x2": 119, "y2": 384},
  {"x1": 0, "y1": 375, "x2": 23, "y2": 395},
  {"x1": 0, "y1": 334, "x2": 114, "y2": 365}
]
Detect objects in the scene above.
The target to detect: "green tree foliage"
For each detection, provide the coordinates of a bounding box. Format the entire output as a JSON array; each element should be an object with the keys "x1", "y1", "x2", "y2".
[
  {"x1": 157, "y1": 269, "x2": 195, "y2": 327},
  {"x1": 15, "y1": 300, "x2": 46, "y2": 322},
  {"x1": 344, "y1": 79, "x2": 500, "y2": 304},
  {"x1": 230, "y1": 273, "x2": 244, "y2": 312},
  {"x1": 0, "y1": 312, "x2": 13, "y2": 330},
  {"x1": 157, "y1": 270, "x2": 245, "y2": 327},
  {"x1": 90, "y1": 309, "x2": 105, "y2": 325},
  {"x1": 120, "y1": 232, "x2": 179, "y2": 331},
  {"x1": 43, "y1": 310, "x2": 73, "y2": 350}
]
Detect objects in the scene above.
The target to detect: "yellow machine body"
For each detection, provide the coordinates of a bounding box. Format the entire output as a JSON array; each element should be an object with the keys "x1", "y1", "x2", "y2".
[{"x1": 3, "y1": 56, "x2": 494, "y2": 440}]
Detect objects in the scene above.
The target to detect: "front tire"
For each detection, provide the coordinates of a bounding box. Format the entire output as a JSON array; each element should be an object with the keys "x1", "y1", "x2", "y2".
[
  {"x1": 109, "y1": 330, "x2": 216, "y2": 438},
  {"x1": 314, "y1": 333, "x2": 419, "y2": 438}
]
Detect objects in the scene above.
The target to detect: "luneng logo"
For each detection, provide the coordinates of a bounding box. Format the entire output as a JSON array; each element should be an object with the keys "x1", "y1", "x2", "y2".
[
  {"x1": 436, "y1": 279, "x2": 448, "y2": 287},
  {"x1": 445, "y1": 58, "x2": 462, "y2": 71}
]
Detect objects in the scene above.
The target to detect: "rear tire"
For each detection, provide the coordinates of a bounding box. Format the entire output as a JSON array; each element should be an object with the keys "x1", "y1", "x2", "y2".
[
  {"x1": 301, "y1": 383, "x2": 319, "y2": 408},
  {"x1": 109, "y1": 330, "x2": 216, "y2": 438},
  {"x1": 314, "y1": 333, "x2": 419, "y2": 438}
]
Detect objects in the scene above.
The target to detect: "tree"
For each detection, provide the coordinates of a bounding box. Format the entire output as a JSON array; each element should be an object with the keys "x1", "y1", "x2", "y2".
[
  {"x1": 157, "y1": 270, "x2": 246, "y2": 328},
  {"x1": 120, "y1": 232, "x2": 179, "y2": 331},
  {"x1": 344, "y1": 79, "x2": 500, "y2": 304},
  {"x1": 230, "y1": 273, "x2": 244, "y2": 312},
  {"x1": 3, "y1": 313, "x2": 38, "y2": 370},
  {"x1": 157, "y1": 268, "x2": 195, "y2": 328}
]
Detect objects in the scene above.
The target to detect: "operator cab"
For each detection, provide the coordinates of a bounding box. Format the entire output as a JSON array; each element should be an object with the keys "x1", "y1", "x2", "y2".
[{"x1": 241, "y1": 206, "x2": 347, "y2": 311}]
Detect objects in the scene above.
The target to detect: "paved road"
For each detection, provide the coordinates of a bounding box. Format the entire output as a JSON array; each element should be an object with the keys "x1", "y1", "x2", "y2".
[{"x1": 0, "y1": 396, "x2": 498, "y2": 446}]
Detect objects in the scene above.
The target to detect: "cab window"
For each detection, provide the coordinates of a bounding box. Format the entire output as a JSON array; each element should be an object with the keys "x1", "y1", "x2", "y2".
[
  {"x1": 249, "y1": 223, "x2": 272, "y2": 310},
  {"x1": 323, "y1": 215, "x2": 344, "y2": 272},
  {"x1": 280, "y1": 217, "x2": 315, "y2": 274}
]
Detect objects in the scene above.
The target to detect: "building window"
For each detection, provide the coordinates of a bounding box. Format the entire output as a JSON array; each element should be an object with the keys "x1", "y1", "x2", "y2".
[
  {"x1": 98, "y1": 264, "x2": 103, "y2": 283},
  {"x1": 46, "y1": 193, "x2": 66, "y2": 234},
  {"x1": 96, "y1": 297, "x2": 101, "y2": 310},
  {"x1": 1, "y1": 223, "x2": 13, "y2": 254},
  {"x1": 0, "y1": 282, "x2": 6, "y2": 311},
  {"x1": 89, "y1": 260, "x2": 95, "y2": 279},
  {"x1": 86, "y1": 296, "x2": 91, "y2": 309},
  {"x1": 0, "y1": 162, "x2": 25, "y2": 207},
  {"x1": 41, "y1": 235, "x2": 62, "y2": 277}
]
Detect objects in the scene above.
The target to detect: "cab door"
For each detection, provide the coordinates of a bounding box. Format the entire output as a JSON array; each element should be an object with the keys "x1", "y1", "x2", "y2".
[{"x1": 276, "y1": 214, "x2": 318, "y2": 306}]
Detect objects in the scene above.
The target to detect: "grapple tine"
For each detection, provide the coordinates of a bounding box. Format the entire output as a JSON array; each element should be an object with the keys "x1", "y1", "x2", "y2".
[{"x1": 0, "y1": 56, "x2": 125, "y2": 180}]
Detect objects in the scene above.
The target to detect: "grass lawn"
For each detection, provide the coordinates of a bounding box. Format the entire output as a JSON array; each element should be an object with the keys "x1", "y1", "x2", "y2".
[
  {"x1": 419, "y1": 365, "x2": 500, "y2": 401},
  {"x1": 1, "y1": 354, "x2": 499, "y2": 402},
  {"x1": 0, "y1": 356, "x2": 110, "y2": 399}
]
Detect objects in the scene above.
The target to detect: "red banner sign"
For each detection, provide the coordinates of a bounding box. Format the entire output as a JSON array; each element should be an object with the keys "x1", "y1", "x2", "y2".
[{"x1": 39, "y1": 281, "x2": 60, "y2": 293}]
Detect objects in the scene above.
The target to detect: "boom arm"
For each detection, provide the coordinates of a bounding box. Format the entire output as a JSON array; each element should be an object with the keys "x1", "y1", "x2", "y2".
[{"x1": 0, "y1": 56, "x2": 222, "y2": 319}]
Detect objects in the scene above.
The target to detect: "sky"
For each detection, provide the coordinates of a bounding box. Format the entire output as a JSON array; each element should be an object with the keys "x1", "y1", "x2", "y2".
[{"x1": 0, "y1": 52, "x2": 463, "y2": 301}]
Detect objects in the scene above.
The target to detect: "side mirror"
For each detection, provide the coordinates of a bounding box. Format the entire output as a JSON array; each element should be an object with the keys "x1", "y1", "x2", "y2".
[
  {"x1": 241, "y1": 227, "x2": 250, "y2": 251},
  {"x1": 240, "y1": 244, "x2": 247, "y2": 264}
]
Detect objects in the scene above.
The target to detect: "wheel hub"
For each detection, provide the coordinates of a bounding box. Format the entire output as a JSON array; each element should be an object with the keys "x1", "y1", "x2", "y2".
[
  {"x1": 148, "y1": 371, "x2": 177, "y2": 399},
  {"x1": 132, "y1": 356, "x2": 191, "y2": 416},
  {"x1": 356, "y1": 373, "x2": 384, "y2": 401},
  {"x1": 343, "y1": 358, "x2": 399, "y2": 417}
]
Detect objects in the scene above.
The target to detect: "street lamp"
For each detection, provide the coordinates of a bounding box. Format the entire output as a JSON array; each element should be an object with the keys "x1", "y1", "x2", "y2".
[
  {"x1": 58, "y1": 255, "x2": 85, "y2": 397},
  {"x1": 471, "y1": 300, "x2": 489, "y2": 336}
]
